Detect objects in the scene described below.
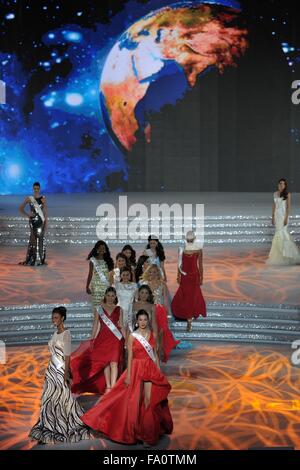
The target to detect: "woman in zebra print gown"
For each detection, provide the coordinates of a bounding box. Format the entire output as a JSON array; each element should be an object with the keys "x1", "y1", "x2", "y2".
[{"x1": 29, "y1": 306, "x2": 90, "y2": 444}]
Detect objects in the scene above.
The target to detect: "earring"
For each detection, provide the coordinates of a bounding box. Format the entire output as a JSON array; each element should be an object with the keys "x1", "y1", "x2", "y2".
[{"x1": 135, "y1": 323, "x2": 138, "y2": 327}]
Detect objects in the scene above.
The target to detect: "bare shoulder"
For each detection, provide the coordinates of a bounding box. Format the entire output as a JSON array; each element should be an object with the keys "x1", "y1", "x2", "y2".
[{"x1": 128, "y1": 334, "x2": 134, "y2": 345}]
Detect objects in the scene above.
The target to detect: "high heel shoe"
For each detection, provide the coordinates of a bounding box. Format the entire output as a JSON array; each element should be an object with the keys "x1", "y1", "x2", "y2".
[{"x1": 186, "y1": 320, "x2": 193, "y2": 332}]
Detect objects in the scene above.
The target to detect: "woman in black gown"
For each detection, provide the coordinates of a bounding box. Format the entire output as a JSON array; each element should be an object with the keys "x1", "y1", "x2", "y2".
[{"x1": 19, "y1": 182, "x2": 48, "y2": 265}]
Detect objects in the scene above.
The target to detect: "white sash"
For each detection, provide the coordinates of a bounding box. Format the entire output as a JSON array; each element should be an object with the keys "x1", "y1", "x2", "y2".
[
  {"x1": 29, "y1": 196, "x2": 45, "y2": 222},
  {"x1": 97, "y1": 305, "x2": 123, "y2": 340},
  {"x1": 49, "y1": 344, "x2": 64, "y2": 370},
  {"x1": 51, "y1": 354, "x2": 64, "y2": 370},
  {"x1": 90, "y1": 257, "x2": 110, "y2": 286},
  {"x1": 178, "y1": 247, "x2": 187, "y2": 275},
  {"x1": 132, "y1": 332, "x2": 156, "y2": 362}
]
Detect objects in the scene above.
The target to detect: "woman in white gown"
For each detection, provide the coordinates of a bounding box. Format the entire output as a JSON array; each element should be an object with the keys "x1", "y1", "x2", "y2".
[
  {"x1": 29, "y1": 306, "x2": 90, "y2": 444},
  {"x1": 266, "y1": 178, "x2": 300, "y2": 266}
]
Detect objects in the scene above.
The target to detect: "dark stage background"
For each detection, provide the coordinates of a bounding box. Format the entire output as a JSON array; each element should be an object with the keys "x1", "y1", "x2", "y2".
[{"x1": 1, "y1": 0, "x2": 300, "y2": 194}]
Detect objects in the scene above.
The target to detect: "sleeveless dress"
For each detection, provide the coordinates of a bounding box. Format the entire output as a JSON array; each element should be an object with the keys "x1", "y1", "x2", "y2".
[
  {"x1": 70, "y1": 306, "x2": 124, "y2": 394},
  {"x1": 23, "y1": 196, "x2": 46, "y2": 265},
  {"x1": 171, "y1": 252, "x2": 206, "y2": 319},
  {"x1": 81, "y1": 332, "x2": 173, "y2": 446},
  {"x1": 115, "y1": 281, "x2": 137, "y2": 330},
  {"x1": 29, "y1": 330, "x2": 90, "y2": 444},
  {"x1": 143, "y1": 281, "x2": 180, "y2": 362},
  {"x1": 266, "y1": 192, "x2": 300, "y2": 265}
]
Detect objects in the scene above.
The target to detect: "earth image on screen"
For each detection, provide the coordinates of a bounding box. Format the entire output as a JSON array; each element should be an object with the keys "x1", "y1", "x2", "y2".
[{"x1": 99, "y1": 0, "x2": 249, "y2": 152}]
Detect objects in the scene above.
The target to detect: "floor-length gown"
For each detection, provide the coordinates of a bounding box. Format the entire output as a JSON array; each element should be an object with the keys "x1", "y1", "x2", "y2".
[
  {"x1": 266, "y1": 192, "x2": 300, "y2": 265},
  {"x1": 171, "y1": 252, "x2": 206, "y2": 319},
  {"x1": 143, "y1": 281, "x2": 180, "y2": 362},
  {"x1": 90, "y1": 258, "x2": 110, "y2": 307},
  {"x1": 71, "y1": 306, "x2": 124, "y2": 394},
  {"x1": 82, "y1": 332, "x2": 173, "y2": 446},
  {"x1": 23, "y1": 196, "x2": 46, "y2": 265},
  {"x1": 29, "y1": 330, "x2": 90, "y2": 444},
  {"x1": 115, "y1": 281, "x2": 137, "y2": 331}
]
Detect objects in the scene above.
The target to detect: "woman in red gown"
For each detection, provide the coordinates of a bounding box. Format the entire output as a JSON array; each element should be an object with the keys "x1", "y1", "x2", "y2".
[
  {"x1": 82, "y1": 310, "x2": 173, "y2": 446},
  {"x1": 71, "y1": 287, "x2": 124, "y2": 395},
  {"x1": 171, "y1": 231, "x2": 206, "y2": 331},
  {"x1": 142, "y1": 264, "x2": 180, "y2": 362}
]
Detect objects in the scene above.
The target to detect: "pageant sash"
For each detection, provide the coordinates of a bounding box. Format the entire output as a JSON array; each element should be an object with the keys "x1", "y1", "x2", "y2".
[
  {"x1": 51, "y1": 354, "x2": 64, "y2": 370},
  {"x1": 49, "y1": 345, "x2": 64, "y2": 370},
  {"x1": 132, "y1": 332, "x2": 156, "y2": 363},
  {"x1": 90, "y1": 257, "x2": 110, "y2": 286},
  {"x1": 178, "y1": 247, "x2": 187, "y2": 275},
  {"x1": 96, "y1": 305, "x2": 123, "y2": 340},
  {"x1": 29, "y1": 196, "x2": 45, "y2": 223}
]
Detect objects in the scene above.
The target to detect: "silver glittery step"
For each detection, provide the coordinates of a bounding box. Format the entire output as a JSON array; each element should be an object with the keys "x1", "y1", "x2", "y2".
[
  {"x1": 1, "y1": 301, "x2": 299, "y2": 346},
  {"x1": 1, "y1": 216, "x2": 300, "y2": 245}
]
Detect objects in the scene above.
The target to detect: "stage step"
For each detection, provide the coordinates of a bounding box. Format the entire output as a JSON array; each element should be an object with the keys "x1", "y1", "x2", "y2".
[
  {"x1": 1, "y1": 301, "x2": 299, "y2": 346},
  {"x1": 1, "y1": 215, "x2": 300, "y2": 245}
]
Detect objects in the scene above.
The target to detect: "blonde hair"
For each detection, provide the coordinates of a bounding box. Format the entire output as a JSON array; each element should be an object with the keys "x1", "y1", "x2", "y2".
[{"x1": 142, "y1": 263, "x2": 163, "y2": 282}]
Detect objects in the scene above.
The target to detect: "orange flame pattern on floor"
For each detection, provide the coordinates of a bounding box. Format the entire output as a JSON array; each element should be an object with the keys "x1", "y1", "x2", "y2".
[
  {"x1": 1, "y1": 246, "x2": 300, "y2": 307},
  {"x1": 1, "y1": 343, "x2": 300, "y2": 450}
]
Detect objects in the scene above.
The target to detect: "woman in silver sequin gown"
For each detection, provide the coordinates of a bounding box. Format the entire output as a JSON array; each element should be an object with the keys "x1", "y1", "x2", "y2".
[{"x1": 19, "y1": 182, "x2": 47, "y2": 266}]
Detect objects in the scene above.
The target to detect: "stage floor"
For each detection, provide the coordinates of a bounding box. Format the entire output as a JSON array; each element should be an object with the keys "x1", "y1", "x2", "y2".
[
  {"x1": 1, "y1": 342, "x2": 300, "y2": 450},
  {"x1": 1, "y1": 244, "x2": 300, "y2": 307}
]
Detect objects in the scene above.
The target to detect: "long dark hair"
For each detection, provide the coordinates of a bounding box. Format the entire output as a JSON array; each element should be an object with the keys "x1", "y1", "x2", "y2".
[
  {"x1": 122, "y1": 244, "x2": 136, "y2": 267},
  {"x1": 87, "y1": 240, "x2": 114, "y2": 271},
  {"x1": 134, "y1": 309, "x2": 150, "y2": 331},
  {"x1": 135, "y1": 255, "x2": 149, "y2": 281},
  {"x1": 52, "y1": 306, "x2": 67, "y2": 321},
  {"x1": 103, "y1": 286, "x2": 118, "y2": 304},
  {"x1": 146, "y1": 236, "x2": 165, "y2": 262},
  {"x1": 278, "y1": 178, "x2": 288, "y2": 200},
  {"x1": 137, "y1": 284, "x2": 154, "y2": 304}
]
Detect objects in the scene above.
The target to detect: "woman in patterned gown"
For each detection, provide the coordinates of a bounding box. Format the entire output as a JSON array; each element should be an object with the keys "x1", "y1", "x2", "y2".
[
  {"x1": 86, "y1": 241, "x2": 114, "y2": 308},
  {"x1": 19, "y1": 181, "x2": 47, "y2": 266},
  {"x1": 29, "y1": 306, "x2": 90, "y2": 444}
]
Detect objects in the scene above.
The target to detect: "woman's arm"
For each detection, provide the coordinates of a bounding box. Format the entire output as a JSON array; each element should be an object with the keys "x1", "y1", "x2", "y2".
[
  {"x1": 284, "y1": 193, "x2": 291, "y2": 225},
  {"x1": 154, "y1": 342, "x2": 160, "y2": 369},
  {"x1": 42, "y1": 196, "x2": 48, "y2": 229},
  {"x1": 63, "y1": 331, "x2": 72, "y2": 385},
  {"x1": 118, "y1": 307, "x2": 126, "y2": 338},
  {"x1": 19, "y1": 197, "x2": 31, "y2": 218},
  {"x1": 131, "y1": 266, "x2": 136, "y2": 283},
  {"x1": 160, "y1": 260, "x2": 167, "y2": 282},
  {"x1": 91, "y1": 308, "x2": 100, "y2": 339},
  {"x1": 125, "y1": 335, "x2": 133, "y2": 386},
  {"x1": 86, "y1": 261, "x2": 93, "y2": 294},
  {"x1": 272, "y1": 202, "x2": 276, "y2": 225},
  {"x1": 64, "y1": 355, "x2": 71, "y2": 385},
  {"x1": 198, "y1": 250, "x2": 203, "y2": 285},
  {"x1": 151, "y1": 305, "x2": 159, "y2": 344},
  {"x1": 109, "y1": 270, "x2": 114, "y2": 286},
  {"x1": 162, "y1": 282, "x2": 169, "y2": 312}
]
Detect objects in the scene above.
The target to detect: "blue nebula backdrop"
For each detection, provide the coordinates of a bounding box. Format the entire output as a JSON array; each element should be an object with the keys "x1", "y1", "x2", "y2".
[{"x1": 1, "y1": 0, "x2": 300, "y2": 194}]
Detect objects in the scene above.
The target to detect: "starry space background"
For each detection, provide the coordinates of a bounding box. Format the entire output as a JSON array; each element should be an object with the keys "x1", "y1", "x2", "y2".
[{"x1": 1, "y1": 0, "x2": 300, "y2": 194}]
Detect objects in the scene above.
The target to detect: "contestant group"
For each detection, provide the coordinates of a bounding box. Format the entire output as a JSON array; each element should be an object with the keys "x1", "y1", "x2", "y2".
[{"x1": 17, "y1": 178, "x2": 300, "y2": 447}]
